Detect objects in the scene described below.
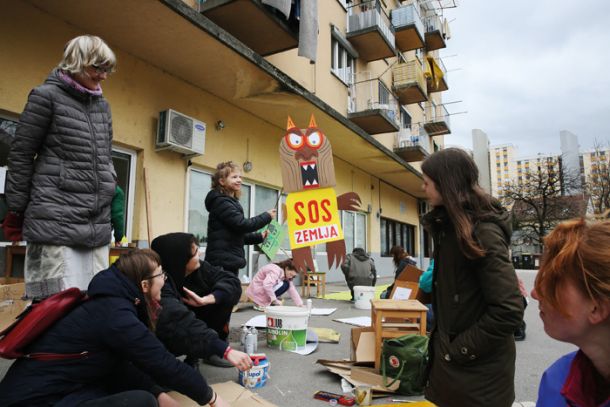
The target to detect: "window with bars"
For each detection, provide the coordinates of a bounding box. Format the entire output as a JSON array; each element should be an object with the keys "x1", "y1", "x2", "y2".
[{"x1": 380, "y1": 217, "x2": 415, "y2": 256}]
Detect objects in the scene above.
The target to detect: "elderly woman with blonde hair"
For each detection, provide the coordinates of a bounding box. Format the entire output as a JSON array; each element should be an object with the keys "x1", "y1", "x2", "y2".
[{"x1": 3, "y1": 35, "x2": 118, "y2": 298}]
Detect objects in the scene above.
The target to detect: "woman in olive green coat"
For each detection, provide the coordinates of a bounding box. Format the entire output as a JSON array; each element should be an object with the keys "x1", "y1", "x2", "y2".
[{"x1": 421, "y1": 148, "x2": 524, "y2": 407}]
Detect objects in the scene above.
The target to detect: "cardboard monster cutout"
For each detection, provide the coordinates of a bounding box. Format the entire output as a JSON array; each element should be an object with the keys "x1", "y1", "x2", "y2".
[{"x1": 280, "y1": 114, "x2": 361, "y2": 273}]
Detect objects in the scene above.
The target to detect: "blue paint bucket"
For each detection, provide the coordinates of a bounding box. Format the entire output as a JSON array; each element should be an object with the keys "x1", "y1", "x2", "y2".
[{"x1": 238, "y1": 354, "x2": 269, "y2": 389}]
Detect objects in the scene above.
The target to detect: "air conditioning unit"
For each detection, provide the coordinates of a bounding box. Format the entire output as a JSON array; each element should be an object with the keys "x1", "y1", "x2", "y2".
[{"x1": 156, "y1": 109, "x2": 206, "y2": 156}]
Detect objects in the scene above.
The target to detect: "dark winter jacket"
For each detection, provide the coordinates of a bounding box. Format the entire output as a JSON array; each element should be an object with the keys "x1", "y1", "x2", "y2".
[
  {"x1": 204, "y1": 189, "x2": 272, "y2": 272},
  {"x1": 0, "y1": 266, "x2": 214, "y2": 407},
  {"x1": 422, "y1": 204, "x2": 524, "y2": 407},
  {"x1": 340, "y1": 248, "x2": 376, "y2": 288},
  {"x1": 385, "y1": 256, "x2": 417, "y2": 296},
  {"x1": 5, "y1": 69, "x2": 115, "y2": 247}
]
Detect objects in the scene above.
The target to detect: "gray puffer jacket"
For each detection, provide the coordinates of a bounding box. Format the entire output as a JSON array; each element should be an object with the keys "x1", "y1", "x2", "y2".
[{"x1": 6, "y1": 69, "x2": 115, "y2": 247}]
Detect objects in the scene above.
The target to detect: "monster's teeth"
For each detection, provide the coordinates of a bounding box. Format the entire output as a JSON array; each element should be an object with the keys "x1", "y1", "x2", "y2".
[
  {"x1": 311, "y1": 164, "x2": 316, "y2": 170},
  {"x1": 305, "y1": 180, "x2": 311, "y2": 186},
  {"x1": 312, "y1": 179, "x2": 319, "y2": 185}
]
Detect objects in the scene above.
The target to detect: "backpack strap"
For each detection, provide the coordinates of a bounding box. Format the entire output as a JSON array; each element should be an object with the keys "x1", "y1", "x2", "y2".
[{"x1": 24, "y1": 351, "x2": 89, "y2": 361}]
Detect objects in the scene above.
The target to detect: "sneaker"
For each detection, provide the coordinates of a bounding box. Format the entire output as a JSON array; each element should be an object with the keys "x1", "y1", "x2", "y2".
[
  {"x1": 204, "y1": 354, "x2": 234, "y2": 368},
  {"x1": 253, "y1": 304, "x2": 266, "y2": 312}
]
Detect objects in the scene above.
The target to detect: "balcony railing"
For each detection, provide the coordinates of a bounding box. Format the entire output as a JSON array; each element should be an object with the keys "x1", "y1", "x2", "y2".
[
  {"x1": 424, "y1": 103, "x2": 451, "y2": 136},
  {"x1": 347, "y1": 0, "x2": 396, "y2": 61},
  {"x1": 423, "y1": 12, "x2": 448, "y2": 51},
  {"x1": 391, "y1": 3, "x2": 424, "y2": 52},
  {"x1": 392, "y1": 60, "x2": 427, "y2": 105},
  {"x1": 348, "y1": 77, "x2": 400, "y2": 134},
  {"x1": 394, "y1": 126, "x2": 431, "y2": 162}
]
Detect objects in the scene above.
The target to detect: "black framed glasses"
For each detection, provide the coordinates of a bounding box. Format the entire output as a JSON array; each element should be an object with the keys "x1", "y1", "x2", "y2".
[{"x1": 149, "y1": 270, "x2": 167, "y2": 281}]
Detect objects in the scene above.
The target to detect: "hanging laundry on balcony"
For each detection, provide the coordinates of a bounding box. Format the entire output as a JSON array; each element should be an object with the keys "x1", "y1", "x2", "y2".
[
  {"x1": 426, "y1": 57, "x2": 444, "y2": 88},
  {"x1": 262, "y1": 0, "x2": 292, "y2": 19},
  {"x1": 298, "y1": 0, "x2": 318, "y2": 62}
]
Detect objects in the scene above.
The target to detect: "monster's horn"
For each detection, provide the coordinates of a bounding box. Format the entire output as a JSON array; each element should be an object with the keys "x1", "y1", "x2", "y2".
[
  {"x1": 286, "y1": 116, "x2": 296, "y2": 130},
  {"x1": 308, "y1": 114, "x2": 317, "y2": 128}
]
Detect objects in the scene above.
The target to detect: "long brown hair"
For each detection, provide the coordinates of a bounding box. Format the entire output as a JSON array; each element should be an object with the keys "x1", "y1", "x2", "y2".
[
  {"x1": 115, "y1": 249, "x2": 162, "y2": 330},
  {"x1": 389, "y1": 245, "x2": 408, "y2": 267},
  {"x1": 421, "y1": 148, "x2": 499, "y2": 259},
  {"x1": 211, "y1": 161, "x2": 241, "y2": 198},
  {"x1": 534, "y1": 218, "x2": 610, "y2": 317}
]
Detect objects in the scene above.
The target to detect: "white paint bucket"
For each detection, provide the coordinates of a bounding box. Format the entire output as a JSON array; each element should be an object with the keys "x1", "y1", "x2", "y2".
[
  {"x1": 265, "y1": 306, "x2": 309, "y2": 351},
  {"x1": 354, "y1": 286, "x2": 375, "y2": 309}
]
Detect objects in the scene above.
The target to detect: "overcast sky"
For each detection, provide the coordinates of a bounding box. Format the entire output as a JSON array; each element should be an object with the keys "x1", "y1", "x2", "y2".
[{"x1": 442, "y1": 0, "x2": 610, "y2": 157}]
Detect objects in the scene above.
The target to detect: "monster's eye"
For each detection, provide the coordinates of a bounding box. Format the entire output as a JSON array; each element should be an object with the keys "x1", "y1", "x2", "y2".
[
  {"x1": 306, "y1": 131, "x2": 323, "y2": 149},
  {"x1": 285, "y1": 132, "x2": 304, "y2": 149}
]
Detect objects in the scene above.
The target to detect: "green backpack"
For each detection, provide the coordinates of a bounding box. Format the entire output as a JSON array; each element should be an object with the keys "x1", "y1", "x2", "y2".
[{"x1": 381, "y1": 334, "x2": 429, "y2": 396}]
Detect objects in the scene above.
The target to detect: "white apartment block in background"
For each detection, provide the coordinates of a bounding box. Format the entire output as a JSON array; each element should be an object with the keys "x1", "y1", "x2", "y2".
[{"x1": 489, "y1": 144, "x2": 519, "y2": 197}]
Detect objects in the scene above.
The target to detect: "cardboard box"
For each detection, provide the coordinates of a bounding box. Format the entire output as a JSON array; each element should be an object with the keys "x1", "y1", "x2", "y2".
[
  {"x1": 396, "y1": 265, "x2": 423, "y2": 283},
  {"x1": 389, "y1": 281, "x2": 419, "y2": 300},
  {"x1": 350, "y1": 326, "x2": 375, "y2": 363},
  {"x1": 0, "y1": 283, "x2": 27, "y2": 332},
  {"x1": 169, "y1": 381, "x2": 277, "y2": 406},
  {"x1": 316, "y1": 360, "x2": 399, "y2": 393}
]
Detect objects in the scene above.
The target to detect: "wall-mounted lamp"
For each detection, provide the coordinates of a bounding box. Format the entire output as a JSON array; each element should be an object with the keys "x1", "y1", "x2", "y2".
[
  {"x1": 243, "y1": 161, "x2": 253, "y2": 173},
  {"x1": 215, "y1": 120, "x2": 225, "y2": 131}
]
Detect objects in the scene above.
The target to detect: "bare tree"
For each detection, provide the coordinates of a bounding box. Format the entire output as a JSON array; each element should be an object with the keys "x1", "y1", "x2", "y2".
[
  {"x1": 501, "y1": 156, "x2": 585, "y2": 251},
  {"x1": 584, "y1": 143, "x2": 610, "y2": 216}
]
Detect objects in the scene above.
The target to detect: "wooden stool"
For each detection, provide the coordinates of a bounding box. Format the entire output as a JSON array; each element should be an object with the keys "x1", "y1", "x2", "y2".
[
  {"x1": 371, "y1": 299, "x2": 428, "y2": 370},
  {"x1": 301, "y1": 271, "x2": 326, "y2": 298}
]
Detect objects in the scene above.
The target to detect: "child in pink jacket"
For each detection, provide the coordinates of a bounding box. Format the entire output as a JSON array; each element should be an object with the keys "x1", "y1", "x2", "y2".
[{"x1": 246, "y1": 259, "x2": 304, "y2": 308}]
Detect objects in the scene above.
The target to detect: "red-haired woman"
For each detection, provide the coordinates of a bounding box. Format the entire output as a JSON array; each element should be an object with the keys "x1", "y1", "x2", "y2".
[{"x1": 533, "y1": 219, "x2": 610, "y2": 407}]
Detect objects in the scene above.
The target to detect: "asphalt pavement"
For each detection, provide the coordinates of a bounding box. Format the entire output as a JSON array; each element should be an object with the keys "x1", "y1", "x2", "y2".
[{"x1": 0, "y1": 270, "x2": 575, "y2": 406}]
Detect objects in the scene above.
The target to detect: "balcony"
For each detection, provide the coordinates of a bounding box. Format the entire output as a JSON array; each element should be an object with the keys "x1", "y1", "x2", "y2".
[
  {"x1": 347, "y1": 0, "x2": 396, "y2": 62},
  {"x1": 199, "y1": 0, "x2": 298, "y2": 56},
  {"x1": 394, "y1": 127, "x2": 431, "y2": 162},
  {"x1": 348, "y1": 77, "x2": 400, "y2": 134},
  {"x1": 392, "y1": 60, "x2": 427, "y2": 105},
  {"x1": 423, "y1": 103, "x2": 451, "y2": 136},
  {"x1": 424, "y1": 13, "x2": 448, "y2": 51},
  {"x1": 391, "y1": 3, "x2": 424, "y2": 52},
  {"x1": 425, "y1": 56, "x2": 448, "y2": 93}
]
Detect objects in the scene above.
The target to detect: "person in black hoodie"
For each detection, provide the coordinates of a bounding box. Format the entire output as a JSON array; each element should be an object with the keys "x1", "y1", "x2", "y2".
[
  {"x1": 204, "y1": 161, "x2": 276, "y2": 274},
  {"x1": 152, "y1": 233, "x2": 251, "y2": 369},
  {"x1": 0, "y1": 249, "x2": 226, "y2": 407}
]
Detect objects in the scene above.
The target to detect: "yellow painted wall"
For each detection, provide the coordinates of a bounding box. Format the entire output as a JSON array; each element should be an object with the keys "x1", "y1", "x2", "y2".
[{"x1": 1, "y1": 1, "x2": 423, "y2": 261}]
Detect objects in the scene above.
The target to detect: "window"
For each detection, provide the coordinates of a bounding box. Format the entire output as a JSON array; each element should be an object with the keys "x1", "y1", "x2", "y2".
[
  {"x1": 400, "y1": 107, "x2": 411, "y2": 129},
  {"x1": 341, "y1": 210, "x2": 367, "y2": 252},
  {"x1": 380, "y1": 217, "x2": 415, "y2": 256},
  {"x1": 187, "y1": 168, "x2": 280, "y2": 279},
  {"x1": 331, "y1": 36, "x2": 356, "y2": 85}
]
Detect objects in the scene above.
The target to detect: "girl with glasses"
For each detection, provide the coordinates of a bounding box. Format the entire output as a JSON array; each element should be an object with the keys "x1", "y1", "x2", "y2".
[{"x1": 0, "y1": 249, "x2": 227, "y2": 407}]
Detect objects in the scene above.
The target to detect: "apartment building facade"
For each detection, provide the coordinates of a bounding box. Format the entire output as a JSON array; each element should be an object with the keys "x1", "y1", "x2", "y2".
[{"x1": 0, "y1": 0, "x2": 455, "y2": 282}]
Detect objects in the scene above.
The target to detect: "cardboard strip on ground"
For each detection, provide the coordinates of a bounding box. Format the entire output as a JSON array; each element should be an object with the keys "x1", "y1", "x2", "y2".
[
  {"x1": 169, "y1": 381, "x2": 277, "y2": 406},
  {"x1": 316, "y1": 360, "x2": 398, "y2": 394},
  {"x1": 0, "y1": 283, "x2": 27, "y2": 331}
]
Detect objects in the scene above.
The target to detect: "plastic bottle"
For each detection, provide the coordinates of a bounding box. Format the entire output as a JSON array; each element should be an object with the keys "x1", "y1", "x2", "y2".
[
  {"x1": 307, "y1": 298, "x2": 313, "y2": 313},
  {"x1": 240, "y1": 326, "x2": 249, "y2": 346},
  {"x1": 250, "y1": 327, "x2": 258, "y2": 353}
]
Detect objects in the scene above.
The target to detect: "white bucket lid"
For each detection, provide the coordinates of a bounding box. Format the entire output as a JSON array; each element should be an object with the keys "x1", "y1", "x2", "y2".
[{"x1": 265, "y1": 305, "x2": 309, "y2": 317}]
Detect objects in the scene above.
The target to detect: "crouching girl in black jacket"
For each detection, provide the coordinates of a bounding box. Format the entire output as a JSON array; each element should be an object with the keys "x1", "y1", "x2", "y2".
[
  {"x1": 0, "y1": 249, "x2": 226, "y2": 407},
  {"x1": 152, "y1": 233, "x2": 252, "y2": 369}
]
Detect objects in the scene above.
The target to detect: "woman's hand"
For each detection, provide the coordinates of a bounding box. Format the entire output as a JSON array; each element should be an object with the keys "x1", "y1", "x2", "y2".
[
  {"x1": 157, "y1": 392, "x2": 180, "y2": 407},
  {"x1": 267, "y1": 208, "x2": 277, "y2": 219},
  {"x1": 182, "y1": 287, "x2": 216, "y2": 307},
  {"x1": 225, "y1": 349, "x2": 253, "y2": 372},
  {"x1": 261, "y1": 230, "x2": 269, "y2": 240}
]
